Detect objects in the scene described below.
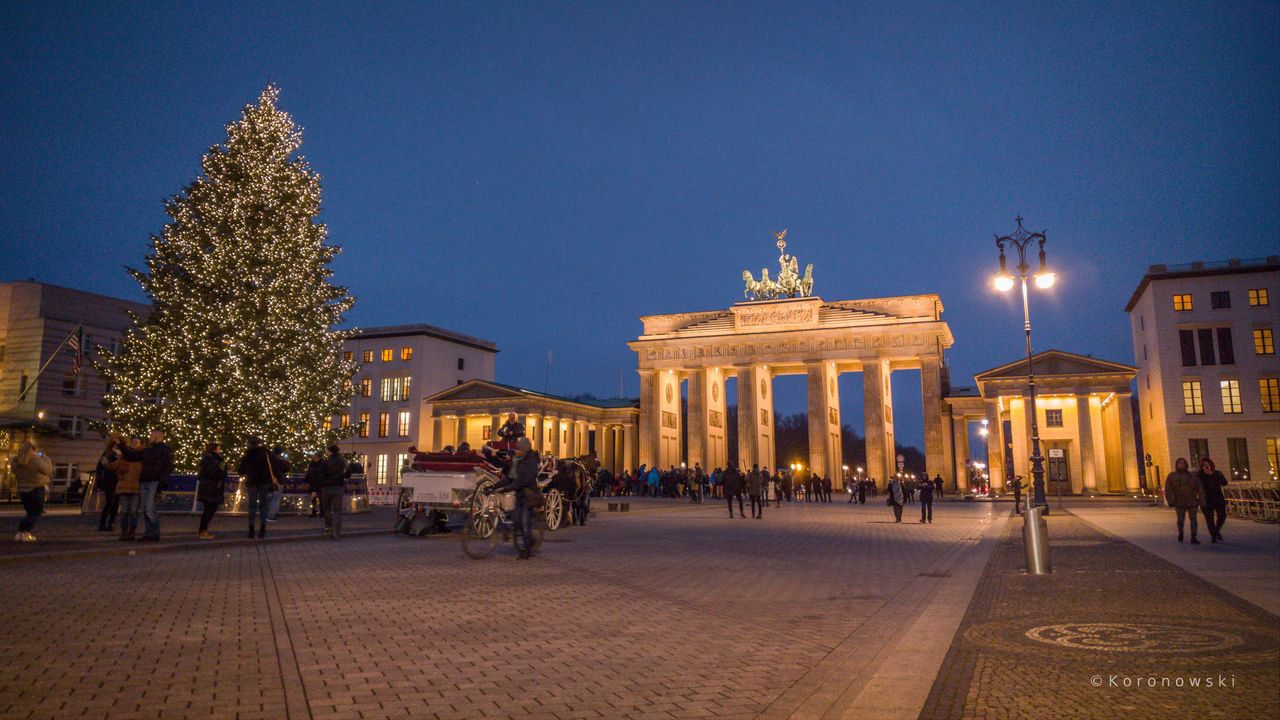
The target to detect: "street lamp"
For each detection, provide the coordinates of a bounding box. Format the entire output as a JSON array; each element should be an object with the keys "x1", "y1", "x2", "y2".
[{"x1": 994, "y1": 215, "x2": 1055, "y2": 574}]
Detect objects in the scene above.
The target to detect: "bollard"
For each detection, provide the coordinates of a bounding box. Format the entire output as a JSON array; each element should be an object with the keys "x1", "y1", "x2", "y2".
[{"x1": 1022, "y1": 504, "x2": 1052, "y2": 575}]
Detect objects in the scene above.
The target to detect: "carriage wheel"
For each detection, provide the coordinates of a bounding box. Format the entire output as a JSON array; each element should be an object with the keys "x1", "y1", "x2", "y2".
[
  {"x1": 543, "y1": 489, "x2": 564, "y2": 532},
  {"x1": 468, "y1": 477, "x2": 498, "y2": 538}
]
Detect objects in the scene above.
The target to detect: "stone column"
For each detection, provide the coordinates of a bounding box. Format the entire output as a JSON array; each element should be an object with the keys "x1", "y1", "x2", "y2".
[
  {"x1": 638, "y1": 370, "x2": 657, "y2": 469},
  {"x1": 952, "y1": 417, "x2": 970, "y2": 492},
  {"x1": 984, "y1": 400, "x2": 1005, "y2": 491},
  {"x1": 1076, "y1": 396, "x2": 1098, "y2": 493},
  {"x1": 599, "y1": 425, "x2": 614, "y2": 475},
  {"x1": 686, "y1": 368, "x2": 708, "y2": 470},
  {"x1": 456, "y1": 416, "x2": 468, "y2": 449},
  {"x1": 1009, "y1": 396, "x2": 1029, "y2": 482},
  {"x1": 862, "y1": 359, "x2": 894, "y2": 490},
  {"x1": 736, "y1": 365, "x2": 759, "y2": 470},
  {"x1": 920, "y1": 356, "x2": 945, "y2": 479},
  {"x1": 489, "y1": 414, "x2": 501, "y2": 444},
  {"x1": 421, "y1": 403, "x2": 437, "y2": 450},
  {"x1": 1117, "y1": 393, "x2": 1140, "y2": 492},
  {"x1": 806, "y1": 362, "x2": 841, "y2": 483},
  {"x1": 705, "y1": 368, "x2": 728, "y2": 471},
  {"x1": 564, "y1": 419, "x2": 576, "y2": 457},
  {"x1": 549, "y1": 416, "x2": 561, "y2": 456},
  {"x1": 623, "y1": 424, "x2": 637, "y2": 474}
]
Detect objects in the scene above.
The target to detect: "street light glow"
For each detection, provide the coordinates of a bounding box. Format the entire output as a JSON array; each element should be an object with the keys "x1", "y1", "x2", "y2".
[
  {"x1": 1034, "y1": 271, "x2": 1056, "y2": 288},
  {"x1": 994, "y1": 274, "x2": 1015, "y2": 292}
]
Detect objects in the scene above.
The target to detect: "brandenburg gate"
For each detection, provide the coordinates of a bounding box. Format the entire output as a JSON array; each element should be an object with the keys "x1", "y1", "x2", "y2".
[{"x1": 629, "y1": 231, "x2": 954, "y2": 487}]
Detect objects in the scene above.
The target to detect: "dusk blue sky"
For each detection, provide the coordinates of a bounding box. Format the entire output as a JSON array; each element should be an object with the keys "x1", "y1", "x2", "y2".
[{"x1": 2, "y1": 2, "x2": 1277, "y2": 451}]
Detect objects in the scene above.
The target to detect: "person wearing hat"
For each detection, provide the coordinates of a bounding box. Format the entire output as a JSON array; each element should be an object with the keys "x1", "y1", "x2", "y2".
[{"x1": 491, "y1": 437, "x2": 542, "y2": 559}]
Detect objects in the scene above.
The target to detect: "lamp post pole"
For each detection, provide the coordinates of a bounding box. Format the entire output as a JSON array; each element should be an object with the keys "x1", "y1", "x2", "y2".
[{"x1": 994, "y1": 216, "x2": 1055, "y2": 574}]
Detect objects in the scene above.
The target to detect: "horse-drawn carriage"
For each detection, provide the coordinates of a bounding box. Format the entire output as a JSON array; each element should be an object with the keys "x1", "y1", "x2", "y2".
[{"x1": 395, "y1": 440, "x2": 594, "y2": 536}]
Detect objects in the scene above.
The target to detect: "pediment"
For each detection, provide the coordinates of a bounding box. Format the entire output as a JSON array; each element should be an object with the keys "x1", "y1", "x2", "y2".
[
  {"x1": 424, "y1": 380, "x2": 526, "y2": 403},
  {"x1": 975, "y1": 350, "x2": 1135, "y2": 380}
]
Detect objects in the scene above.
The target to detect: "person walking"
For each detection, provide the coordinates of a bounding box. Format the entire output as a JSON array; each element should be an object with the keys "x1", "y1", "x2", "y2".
[
  {"x1": 888, "y1": 475, "x2": 905, "y2": 523},
  {"x1": 822, "y1": 475, "x2": 833, "y2": 503},
  {"x1": 773, "y1": 471, "x2": 783, "y2": 508},
  {"x1": 918, "y1": 475, "x2": 934, "y2": 523},
  {"x1": 94, "y1": 438, "x2": 120, "y2": 532},
  {"x1": 747, "y1": 463, "x2": 764, "y2": 519},
  {"x1": 491, "y1": 437, "x2": 541, "y2": 559},
  {"x1": 723, "y1": 462, "x2": 745, "y2": 518},
  {"x1": 304, "y1": 451, "x2": 325, "y2": 517},
  {"x1": 237, "y1": 437, "x2": 274, "y2": 539},
  {"x1": 118, "y1": 430, "x2": 174, "y2": 542},
  {"x1": 1164, "y1": 458, "x2": 1203, "y2": 544},
  {"x1": 1009, "y1": 476, "x2": 1024, "y2": 509},
  {"x1": 1196, "y1": 457, "x2": 1229, "y2": 543},
  {"x1": 934, "y1": 474, "x2": 944, "y2": 499},
  {"x1": 857, "y1": 478, "x2": 867, "y2": 505},
  {"x1": 320, "y1": 445, "x2": 348, "y2": 540},
  {"x1": 196, "y1": 443, "x2": 227, "y2": 539},
  {"x1": 10, "y1": 441, "x2": 53, "y2": 542}
]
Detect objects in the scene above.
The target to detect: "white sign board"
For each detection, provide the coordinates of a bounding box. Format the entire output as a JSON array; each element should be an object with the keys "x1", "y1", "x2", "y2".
[{"x1": 1048, "y1": 448, "x2": 1065, "y2": 458}]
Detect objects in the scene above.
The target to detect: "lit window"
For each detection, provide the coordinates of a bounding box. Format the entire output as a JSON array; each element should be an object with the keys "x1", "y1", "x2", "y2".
[
  {"x1": 376, "y1": 454, "x2": 388, "y2": 485},
  {"x1": 1249, "y1": 289, "x2": 1270, "y2": 306},
  {"x1": 1210, "y1": 291, "x2": 1230, "y2": 309},
  {"x1": 322, "y1": 417, "x2": 332, "y2": 431},
  {"x1": 396, "y1": 453, "x2": 409, "y2": 482},
  {"x1": 343, "y1": 351, "x2": 353, "y2": 362},
  {"x1": 362, "y1": 350, "x2": 373, "y2": 363},
  {"x1": 381, "y1": 348, "x2": 392, "y2": 362},
  {"x1": 1220, "y1": 380, "x2": 1242, "y2": 414},
  {"x1": 398, "y1": 411, "x2": 411, "y2": 437},
  {"x1": 360, "y1": 378, "x2": 372, "y2": 397},
  {"x1": 378, "y1": 412, "x2": 390, "y2": 437},
  {"x1": 1254, "y1": 328, "x2": 1275, "y2": 355},
  {"x1": 1173, "y1": 294, "x2": 1193, "y2": 311},
  {"x1": 381, "y1": 377, "x2": 407, "y2": 402},
  {"x1": 1044, "y1": 409, "x2": 1063, "y2": 428},
  {"x1": 358, "y1": 412, "x2": 370, "y2": 438},
  {"x1": 1182, "y1": 381, "x2": 1203, "y2": 415},
  {"x1": 340, "y1": 414, "x2": 350, "y2": 429},
  {"x1": 401, "y1": 376, "x2": 412, "y2": 400},
  {"x1": 1227, "y1": 438, "x2": 1250, "y2": 480},
  {"x1": 401, "y1": 347, "x2": 413, "y2": 361},
  {"x1": 1260, "y1": 378, "x2": 1280, "y2": 413}
]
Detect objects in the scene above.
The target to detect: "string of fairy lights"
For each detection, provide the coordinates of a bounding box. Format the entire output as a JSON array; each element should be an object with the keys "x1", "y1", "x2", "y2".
[{"x1": 96, "y1": 86, "x2": 358, "y2": 470}]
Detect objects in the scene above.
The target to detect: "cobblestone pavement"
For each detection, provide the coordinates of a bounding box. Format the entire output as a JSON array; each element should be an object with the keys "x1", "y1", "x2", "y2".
[
  {"x1": 0, "y1": 506, "x2": 396, "y2": 563},
  {"x1": 919, "y1": 509, "x2": 1280, "y2": 720},
  {"x1": 0, "y1": 498, "x2": 1003, "y2": 720}
]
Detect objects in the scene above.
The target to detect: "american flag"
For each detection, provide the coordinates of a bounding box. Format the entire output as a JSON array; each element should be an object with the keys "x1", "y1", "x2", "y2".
[{"x1": 68, "y1": 326, "x2": 83, "y2": 375}]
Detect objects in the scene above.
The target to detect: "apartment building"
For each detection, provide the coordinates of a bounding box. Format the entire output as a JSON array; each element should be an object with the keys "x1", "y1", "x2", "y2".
[
  {"x1": 0, "y1": 281, "x2": 149, "y2": 500},
  {"x1": 1126, "y1": 257, "x2": 1279, "y2": 485},
  {"x1": 337, "y1": 324, "x2": 497, "y2": 485}
]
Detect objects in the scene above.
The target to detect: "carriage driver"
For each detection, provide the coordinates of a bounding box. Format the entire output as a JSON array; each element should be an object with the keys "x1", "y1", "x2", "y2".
[
  {"x1": 489, "y1": 437, "x2": 541, "y2": 560},
  {"x1": 497, "y1": 412, "x2": 525, "y2": 442}
]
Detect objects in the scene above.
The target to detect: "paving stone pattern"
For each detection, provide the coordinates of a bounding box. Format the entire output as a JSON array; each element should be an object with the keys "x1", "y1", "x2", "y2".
[
  {"x1": 0, "y1": 500, "x2": 998, "y2": 720},
  {"x1": 918, "y1": 510, "x2": 1280, "y2": 720}
]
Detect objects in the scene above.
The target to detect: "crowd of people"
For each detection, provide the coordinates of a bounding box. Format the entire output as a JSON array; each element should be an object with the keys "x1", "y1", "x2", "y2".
[{"x1": 9, "y1": 431, "x2": 362, "y2": 543}]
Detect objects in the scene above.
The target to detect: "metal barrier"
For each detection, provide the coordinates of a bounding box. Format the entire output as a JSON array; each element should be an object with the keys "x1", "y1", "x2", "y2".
[
  {"x1": 1224, "y1": 481, "x2": 1279, "y2": 523},
  {"x1": 81, "y1": 473, "x2": 371, "y2": 515}
]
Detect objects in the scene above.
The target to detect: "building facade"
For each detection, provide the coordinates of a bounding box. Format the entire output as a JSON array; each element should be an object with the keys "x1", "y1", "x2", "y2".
[
  {"x1": 422, "y1": 380, "x2": 640, "y2": 476},
  {"x1": 337, "y1": 324, "x2": 497, "y2": 486},
  {"x1": 0, "y1": 281, "x2": 149, "y2": 500},
  {"x1": 1126, "y1": 257, "x2": 1280, "y2": 485},
  {"x1": 945, "y1": 350, "x2": 1140, "y2": 495}
]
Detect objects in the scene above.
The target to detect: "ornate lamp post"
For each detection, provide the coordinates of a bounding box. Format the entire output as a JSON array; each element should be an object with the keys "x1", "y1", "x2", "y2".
[{"x1": 993, "y1": 216, "x2": 1056, "y2": 574}]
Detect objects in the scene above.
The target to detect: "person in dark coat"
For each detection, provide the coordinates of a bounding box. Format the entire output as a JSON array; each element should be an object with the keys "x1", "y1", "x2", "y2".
[
  {"x1": 118, "y1": 430, "x2": 174, "y2": 541},
  {"x1": 266, "y1": 446, "x2": 290, "y2": 522},
  {"x1": 1164, "y1": 458, "x2": 1202, "y2": 543},
  {"x1": 723, "y1": 463, "x2": 745, "y2": 518},
  {"x1": 320, "y1": 445, "x2": 348, "y2": 539},
  {"x1": 934, "y1": 474, "x2": 944, "y2": 498},
  {"x1": 888, "y1": 476, "x2": 905, "y2": 522},
  {"x1": 1196, "y1": 457, "x2": 1229, "y2": 543},
  {"x1": 747, "y1": 464, "x2": 764, "y2": 519},
  {"x1": 304, "y1": 451, "x2": 325, "y2": 517},
  {"x1": 822, "y1": 475, "x2": 833, "y2": 503},
  {"x1": 196, "y1": 444, "x2": 227, "y2": 538},
  {"x1": 491, "y1": 437, "x2": 541, "y2": 559},
  {"x1": 918, "y1": 475, "x2": 934, "y2": 524},
  {"x1": 237, "y1": 437, "x2": 274, "y2": 539},
  {"x1": 95, "y1": 439, "x2": 120, "y2": 532},
  {"x1": 497, "y1": 412, "x2": 525, "y2": 441}
]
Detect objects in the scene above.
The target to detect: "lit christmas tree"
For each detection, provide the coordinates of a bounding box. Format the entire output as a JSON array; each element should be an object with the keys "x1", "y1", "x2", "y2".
[{"x1": 100, "y1": 85, "x2": 356, "y2": 469}]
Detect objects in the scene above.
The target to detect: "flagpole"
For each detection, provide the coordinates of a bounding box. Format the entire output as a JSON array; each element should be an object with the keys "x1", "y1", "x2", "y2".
[{"x1": 17, "y1": 323, "x2": 83, "y2": 403}]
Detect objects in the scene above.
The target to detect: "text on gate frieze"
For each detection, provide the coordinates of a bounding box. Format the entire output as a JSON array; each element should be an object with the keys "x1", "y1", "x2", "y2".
[{"x1": 737, "y1": 307, "x2": 815, "y2": 327}]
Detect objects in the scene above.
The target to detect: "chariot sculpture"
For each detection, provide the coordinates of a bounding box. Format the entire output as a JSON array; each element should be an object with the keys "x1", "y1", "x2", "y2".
[{"x1": 742, "y1": 229, "x2": 815, "y2": 301}]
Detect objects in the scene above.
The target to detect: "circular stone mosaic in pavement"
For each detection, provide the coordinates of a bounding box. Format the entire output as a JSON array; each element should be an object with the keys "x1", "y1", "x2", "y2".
[{"x1": 964, "y1": 620, "x2": 1280, "y2": 666}]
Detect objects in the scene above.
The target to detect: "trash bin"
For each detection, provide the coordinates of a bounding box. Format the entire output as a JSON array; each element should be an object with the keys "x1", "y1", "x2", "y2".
[{"x1": 1022, "y1": 504, "x2": 1052, "y2": 575}]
